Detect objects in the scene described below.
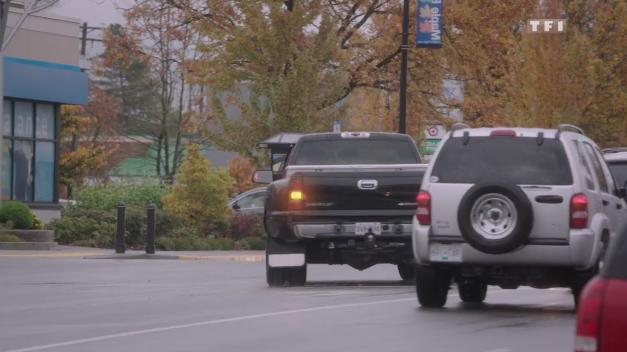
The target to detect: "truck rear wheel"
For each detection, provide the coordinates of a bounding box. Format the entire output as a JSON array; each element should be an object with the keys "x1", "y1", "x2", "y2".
[
  {"x1": 415, "y1": 265, "x2": 451, "y2": 308},
  {"x1": 458, "y1": 281, "x2": 487, "y2": 303},
  {"x1": 397, "y1": 263, "x2": 415, "y2": 281},
  {"x1": 266, "y1": 263, "x2": 307, "y2": 287}
]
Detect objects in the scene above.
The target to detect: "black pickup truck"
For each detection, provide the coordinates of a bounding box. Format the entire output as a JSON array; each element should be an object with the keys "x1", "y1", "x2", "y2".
[{"x1": 259, "y1": 132, "x2": 427, "y2": 286}]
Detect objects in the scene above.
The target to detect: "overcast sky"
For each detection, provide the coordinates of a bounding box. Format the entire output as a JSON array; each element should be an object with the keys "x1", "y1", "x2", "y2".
[{"x1": 48, "y1": 0, "x2": 132, "y2": 27}]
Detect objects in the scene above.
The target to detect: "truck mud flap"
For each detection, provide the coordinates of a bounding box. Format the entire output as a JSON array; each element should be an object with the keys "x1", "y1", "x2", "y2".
[{"x1": 267, "y1": 237, "x2": 306, "y2": 268}]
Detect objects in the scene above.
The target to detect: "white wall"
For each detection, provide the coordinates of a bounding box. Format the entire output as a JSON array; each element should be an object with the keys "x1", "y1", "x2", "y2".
[{"x1": 4, "y1": 8, "x2": 81, "y2": 66}]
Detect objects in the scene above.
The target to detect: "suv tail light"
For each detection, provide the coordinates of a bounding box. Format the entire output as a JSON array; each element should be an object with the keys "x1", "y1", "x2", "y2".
[
  {"x1": 570, "y1": 194, "x2": 589, "y2": 229},
  {"x1": 575, "y1": 277, "x2": 607, "y2": 352},
  {"x1": 288, "y1": 177, "x2": 305, "y2": 210},
  {"x1": 416, "y1": 191, "x2": 431, "y2": 225}
]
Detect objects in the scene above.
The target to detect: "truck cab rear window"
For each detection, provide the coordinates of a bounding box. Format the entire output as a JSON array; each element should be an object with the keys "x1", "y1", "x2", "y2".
[
  {"x1": 608, "y1": 162, "x2": 627, "y2": 189},
  {"x1": 431, "y1": 137, "x2": 573, "y2": 185},
  {"x1": 292, "y1": 139, "x2": 419, "y2": 165}
]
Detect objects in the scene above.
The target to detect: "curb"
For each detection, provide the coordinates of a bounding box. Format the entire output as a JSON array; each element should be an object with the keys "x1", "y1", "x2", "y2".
[
  {"x1": 178, "y1": 254, "x2": 265, "y2": 262},
  {"x1": 87, "y1": 254, "x2": 179, "y2": 260},
  {"x1": 0, "y1": 252, "x2": 265, "y2": 262},
  {"x1": 0, "y1": 242, "x2": 57, "y2": 251}
]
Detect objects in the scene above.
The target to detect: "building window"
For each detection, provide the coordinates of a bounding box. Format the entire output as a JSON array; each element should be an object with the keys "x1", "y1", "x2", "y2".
[{"x1": 1, "y1": 99, "x2": 57, "y2": 203}]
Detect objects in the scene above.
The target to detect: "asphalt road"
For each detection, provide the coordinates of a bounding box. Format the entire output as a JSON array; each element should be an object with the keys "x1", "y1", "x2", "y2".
[{"x1": 0, "y1": 256, "x2": 576, "y2": 352}]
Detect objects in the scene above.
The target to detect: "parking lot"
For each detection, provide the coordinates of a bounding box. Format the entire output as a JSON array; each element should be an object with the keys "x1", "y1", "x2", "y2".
[{"x1": 1, "y1": 255, "x2": 576, "y2": 352}]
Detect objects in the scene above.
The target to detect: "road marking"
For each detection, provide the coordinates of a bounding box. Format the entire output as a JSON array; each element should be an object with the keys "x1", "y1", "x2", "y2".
[{"x1": 2, "y1": 297, "x2": 416, "y2": 352}]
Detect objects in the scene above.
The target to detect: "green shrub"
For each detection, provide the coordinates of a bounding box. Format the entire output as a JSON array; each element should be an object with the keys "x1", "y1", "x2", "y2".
[
  {"x1": 162, "y1": 144, "x2": 233, "y2": 230},
  {"x1": 207, "y1": 237, "x2": 235, "y2": 250},
  {"x1": 0, "y1": 233, "x2": 21, "y2": 242},
  {"x1": 239, "y1": 237, "x2": 266, "y2": 250},
  {"x1": 49, "y1": 208, "x2": 115, "y2": 247},
  {"x1": 156, "y1": 228, "x2": 209, "y2": 251},
  {"x1": 75, "y1": 184, "x2": 168, "y2": 211},
  {"x1": 125, "y1": 207, "x2": 147, "y2": 249},
  {"x1": 31, "y1": 214, "x2": 44, "y2": 230},
  {"x1": 50, "y1": 205, "x2": 183, "y2": 249},
  {"x1": 0, "y1": 201, "x2": 34, "y2": 230},
  {"x1": 228, "y1": 214, "x2": 264, "y2": 240}
]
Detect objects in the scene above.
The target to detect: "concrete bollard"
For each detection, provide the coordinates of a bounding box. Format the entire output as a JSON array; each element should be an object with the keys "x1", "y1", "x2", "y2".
[
  {"x1": 146, "y1": 204, "x2": 156, "y2": 254},
  {"x1": 116, "y1": 203, "x2": 126, "y2": 254}
]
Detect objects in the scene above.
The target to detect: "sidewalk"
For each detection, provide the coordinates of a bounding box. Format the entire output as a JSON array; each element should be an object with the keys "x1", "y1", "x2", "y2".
[{"x1": 0, "y1": 245, "x2": 265, "y2": 262}]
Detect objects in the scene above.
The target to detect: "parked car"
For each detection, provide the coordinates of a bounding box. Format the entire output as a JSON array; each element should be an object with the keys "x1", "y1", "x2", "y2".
[
  {"x1": 258, "y1": 132, "x2": 427, "y2": 286},
  {"x1": 412, "y1": 124, "x2": 626, "y2": 307},
  {"x1": 603, "y1": 147, "x2": 627, "y2": 191},
  {"x1": 229, "y1": 187, "x2": 268, "y2": 215},
  {"x1": 575, "y1": 224, "x2": 627, "y2": 352}
]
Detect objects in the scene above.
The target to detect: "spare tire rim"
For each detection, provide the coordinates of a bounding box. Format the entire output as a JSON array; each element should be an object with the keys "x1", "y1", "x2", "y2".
[{"x1": 470, "y1": 193, "x2": 518, "y2": 240}]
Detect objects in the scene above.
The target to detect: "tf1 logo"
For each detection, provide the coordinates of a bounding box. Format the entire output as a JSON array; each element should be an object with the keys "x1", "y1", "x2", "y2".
[{"x1": 526, "y1": 19, "x2": 566, "y2": 33}]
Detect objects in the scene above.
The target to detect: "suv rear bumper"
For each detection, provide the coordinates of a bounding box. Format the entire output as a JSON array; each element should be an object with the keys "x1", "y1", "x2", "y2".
[{"x1": 413, "y1": 222, "x2": 599, "y2": 269}]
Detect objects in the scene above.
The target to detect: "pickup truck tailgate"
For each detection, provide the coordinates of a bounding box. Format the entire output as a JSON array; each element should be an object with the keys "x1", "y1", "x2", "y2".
[{"x1": 296, "y1": 170, "x2": 423, "y2": 211}]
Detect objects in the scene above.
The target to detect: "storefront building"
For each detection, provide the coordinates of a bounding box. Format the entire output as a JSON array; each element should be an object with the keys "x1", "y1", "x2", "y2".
[{"x1": 2, "y1": 6, "x2": 87, "y2": 222}]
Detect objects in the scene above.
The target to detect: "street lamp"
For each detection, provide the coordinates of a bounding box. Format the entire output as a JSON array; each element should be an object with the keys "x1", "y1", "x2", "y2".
[{"x1": 398, "y1": 0, "x2": 410, "y2": 134}]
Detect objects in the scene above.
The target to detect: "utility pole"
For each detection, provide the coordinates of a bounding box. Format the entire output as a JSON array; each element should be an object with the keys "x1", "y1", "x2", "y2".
[
  {"x1": 398, "y1": 0, "x2": 410, "y2": 134},
  {"x1": 80, "y1": 22, "x2": 103, "y2": 57}
]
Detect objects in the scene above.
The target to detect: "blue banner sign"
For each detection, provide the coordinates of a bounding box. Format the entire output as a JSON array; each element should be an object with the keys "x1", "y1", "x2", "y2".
[{"x1": 416, "y1": 0, "x2": 443, "y2": 48}]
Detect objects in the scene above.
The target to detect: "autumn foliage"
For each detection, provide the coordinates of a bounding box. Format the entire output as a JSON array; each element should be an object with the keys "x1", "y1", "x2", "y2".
[
  {"x1": 162, "y1": 145, "x2": 233, "y2": 229},
  {"x1": 59, "y1": 103, "x2": 115, "y2": 196},
  {"x1": 228, "y1": 156, "x2": 255, "y2": 195}
]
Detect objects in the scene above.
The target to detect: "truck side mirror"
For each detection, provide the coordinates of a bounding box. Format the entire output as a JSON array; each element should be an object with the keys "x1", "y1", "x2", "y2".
[{"x1": 252, "y1": 170, "x2": 273, "y2": 184}]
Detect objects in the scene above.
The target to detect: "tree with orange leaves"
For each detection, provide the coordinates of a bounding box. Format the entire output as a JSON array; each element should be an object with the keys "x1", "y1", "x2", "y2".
[
  {"x1": 59, "y1": 102, "x2": 116, "y2": 197},
  {"x1": 228, "y1": 156, "x2": 255, "y2": 195}
]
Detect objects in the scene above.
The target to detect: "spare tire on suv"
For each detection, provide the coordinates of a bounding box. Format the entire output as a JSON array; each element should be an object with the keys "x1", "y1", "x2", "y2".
[{"x1": 457, "y1": 183, "x2": 534, "y2": 254}]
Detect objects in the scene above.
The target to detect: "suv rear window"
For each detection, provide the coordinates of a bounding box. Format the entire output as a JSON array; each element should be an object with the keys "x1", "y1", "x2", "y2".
[
  {"x1": 431, "y1": 137, "x2": 573, "y2": 185},
  {"x1": 292, "y1": 139, "x2": 419, "y2": 165},
  {"x1": 608, "y1": 162, "x2": 627, "y2": 189}
]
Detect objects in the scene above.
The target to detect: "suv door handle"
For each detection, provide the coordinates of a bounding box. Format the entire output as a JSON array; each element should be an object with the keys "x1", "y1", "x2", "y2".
[
  {"x1": 535, "y1": 195, "x2": 563, "y2": 204},
  {"x1": 602, "y1": 200, "x2": 609, "y2": 206}
]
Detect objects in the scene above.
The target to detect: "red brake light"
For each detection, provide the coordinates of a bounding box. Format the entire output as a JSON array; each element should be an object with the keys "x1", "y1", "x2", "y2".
[
  {"x1": 416, "y1": 191, "x2": 431, "y2": 225},
  {"x1": 571, "y1": 194, "x2": 589, "y2": 229},
  {"x1": 288, "y1": 177, "x2": 304, "y2": 210},
  {"x1": 575, "y1": 277, "x2": 607, "y2": 352},
  {"x1": 490, "y1": 130, "x2": 517, "y2": 137}
]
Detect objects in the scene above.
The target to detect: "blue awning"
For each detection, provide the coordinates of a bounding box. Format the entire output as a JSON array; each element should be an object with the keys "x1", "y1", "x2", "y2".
[{"x1": 3, "y1": 56, "x2": 88, "y2": 105}]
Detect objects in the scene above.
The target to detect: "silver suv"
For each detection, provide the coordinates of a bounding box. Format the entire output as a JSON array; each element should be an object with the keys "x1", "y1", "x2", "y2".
[{"x1": 412, "y1": 124, "x2": 627, "y2": 307}]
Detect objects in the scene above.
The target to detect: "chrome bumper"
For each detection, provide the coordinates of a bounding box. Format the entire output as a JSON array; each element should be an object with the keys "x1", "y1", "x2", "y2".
[{"x1": 293, "y1": 223, "x2": 412, "y2": 239}]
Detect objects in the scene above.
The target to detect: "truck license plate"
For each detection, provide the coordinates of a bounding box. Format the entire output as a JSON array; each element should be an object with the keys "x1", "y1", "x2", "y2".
[
  {"x1": 355, "y1": 222, "x2": 382, "y2": 235},
  {"x1": 429, "y1": 243, "x2": 462, "y2": 262}
]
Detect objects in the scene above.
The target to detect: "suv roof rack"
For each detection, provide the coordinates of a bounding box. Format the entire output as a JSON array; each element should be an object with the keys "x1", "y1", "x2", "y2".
[
  {"x1": 451, "y1": 123, "x2": 470, "y2": 131},
  {"x1": 602, "y1": 147, "x2": 627, "y2": 154},
  {"x1": 558, "y1": 124, "x2": 585, "y2": 135}
]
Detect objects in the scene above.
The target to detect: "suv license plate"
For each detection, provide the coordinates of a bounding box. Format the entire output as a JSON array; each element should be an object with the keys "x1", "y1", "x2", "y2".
[
  {"x1": 430, "y1": 243, "x2": 462, "y2": 262},
  {"x1": 355, "y1": 222, "x2": 382, "y2": 235}
]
